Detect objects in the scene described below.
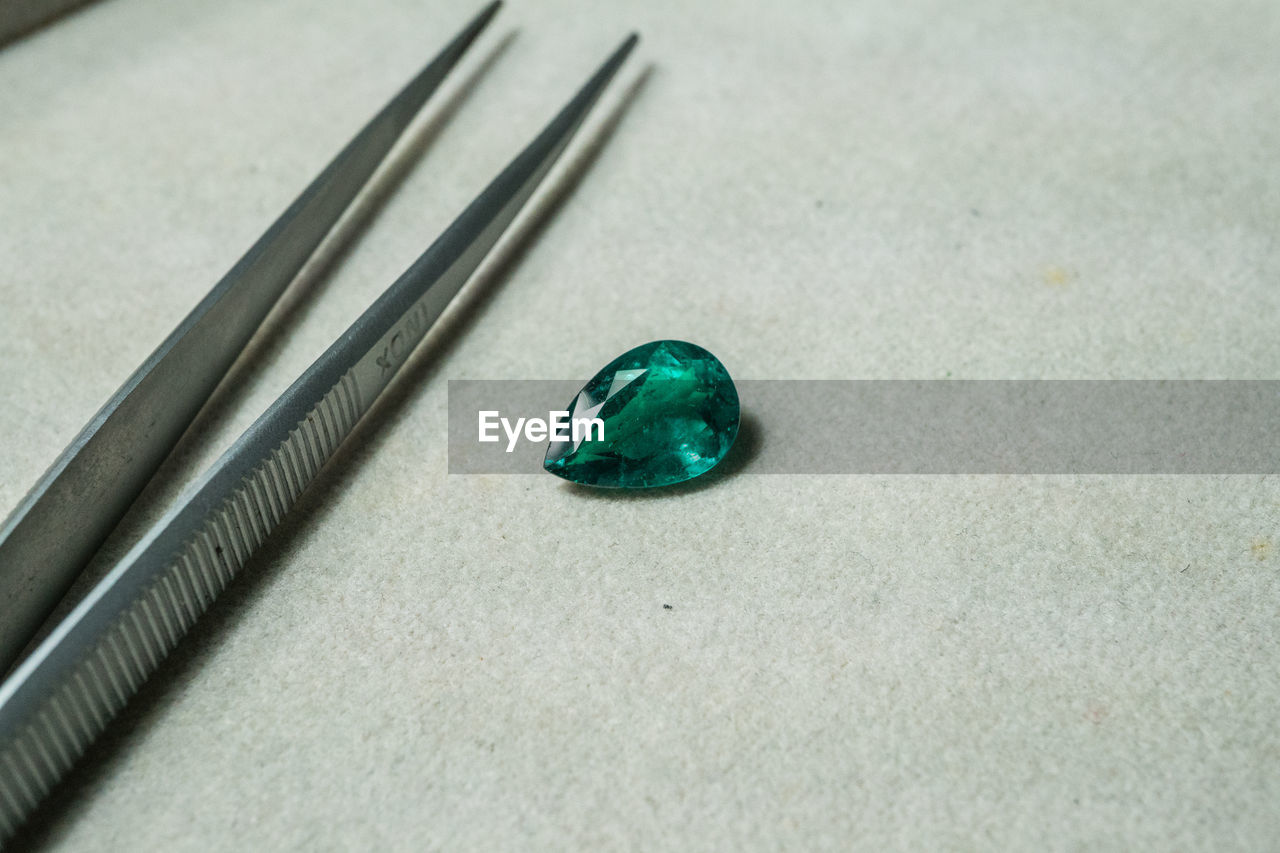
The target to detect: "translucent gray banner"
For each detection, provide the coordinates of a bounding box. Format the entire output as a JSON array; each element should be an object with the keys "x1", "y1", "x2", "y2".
[{"x1": 447, "y1": 380, "x2": 1280, "y2": 474}]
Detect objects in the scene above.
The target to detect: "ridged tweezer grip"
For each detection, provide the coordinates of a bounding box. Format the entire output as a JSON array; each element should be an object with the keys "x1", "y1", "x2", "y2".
[{"x1": 0, "y1": 371, "x2": 362, "y2": 835}]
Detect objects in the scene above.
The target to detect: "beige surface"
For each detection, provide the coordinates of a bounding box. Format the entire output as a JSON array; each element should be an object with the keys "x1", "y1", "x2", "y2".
[{"x1": 1, "y1": 0, "x2": 1278, "y2": 849}]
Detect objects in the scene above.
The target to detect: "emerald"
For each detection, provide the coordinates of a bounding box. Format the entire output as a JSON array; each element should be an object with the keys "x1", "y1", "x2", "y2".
[{"x1": 544, "y1": 340, "x2": 740, "y2": 488}]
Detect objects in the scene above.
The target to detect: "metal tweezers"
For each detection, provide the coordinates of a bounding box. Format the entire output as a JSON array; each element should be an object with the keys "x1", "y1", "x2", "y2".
[{"x1": 0, "y1": 4, "x2": 635, "y2": 838}]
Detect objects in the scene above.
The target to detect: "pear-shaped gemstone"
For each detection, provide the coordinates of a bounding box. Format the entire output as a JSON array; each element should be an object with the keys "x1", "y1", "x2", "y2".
[{"x1": 544, "y1": 340, "x2": 740, "y2": 488}]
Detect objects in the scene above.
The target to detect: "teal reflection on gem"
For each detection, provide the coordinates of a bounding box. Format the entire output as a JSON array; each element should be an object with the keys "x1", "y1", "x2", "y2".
[{"x1": 544, "y1": 340, "x2": 740, "y2": 488}]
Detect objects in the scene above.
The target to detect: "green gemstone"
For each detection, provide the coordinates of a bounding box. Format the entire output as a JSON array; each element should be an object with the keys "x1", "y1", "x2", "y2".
[{"x1": 544, "y1": 340, "x2": 740, "y2": 489}]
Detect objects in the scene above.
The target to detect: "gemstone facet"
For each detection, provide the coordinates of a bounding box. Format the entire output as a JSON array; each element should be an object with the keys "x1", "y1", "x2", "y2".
[{"x1": 544, "y1": 340, "x2": 740, "y2": 488}]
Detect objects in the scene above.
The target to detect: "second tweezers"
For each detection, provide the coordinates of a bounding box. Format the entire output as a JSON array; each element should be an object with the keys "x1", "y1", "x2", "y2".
[{"x1": 0, "y1": 19, "x2": 636, "y2": 842}]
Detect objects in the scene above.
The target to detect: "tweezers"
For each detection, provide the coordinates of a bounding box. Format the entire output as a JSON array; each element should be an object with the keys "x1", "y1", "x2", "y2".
[{"x1": 0, "y1": 3, "x2": 636, "y2": 838}]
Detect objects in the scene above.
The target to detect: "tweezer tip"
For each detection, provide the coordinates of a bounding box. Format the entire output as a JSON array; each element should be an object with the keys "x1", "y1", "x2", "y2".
[
  {"x1": 469, "y1": 1, "x2": 502, "y2": 32},
  {"x1": 601, "y1": 33, "x2": 639, "y2": 73}
]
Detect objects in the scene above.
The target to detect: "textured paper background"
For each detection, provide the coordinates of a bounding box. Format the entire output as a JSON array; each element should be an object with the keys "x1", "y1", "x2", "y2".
[{"x1": 1, "y1": 0, "x2": 1277, "y2": 849}]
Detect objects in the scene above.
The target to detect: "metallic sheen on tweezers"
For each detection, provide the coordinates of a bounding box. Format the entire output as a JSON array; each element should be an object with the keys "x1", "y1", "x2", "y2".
[
  {"x1": 0, "y1": 8, "x2": 636, "y2": 840},
  {"x1": 0, "y1": 4, "x2": 499, "y2": 675}
]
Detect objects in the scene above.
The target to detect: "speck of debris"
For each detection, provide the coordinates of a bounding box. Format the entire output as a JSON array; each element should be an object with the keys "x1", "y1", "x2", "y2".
[{"x1": 663, "y1": 604, "x2": 673, "y2": 610}]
